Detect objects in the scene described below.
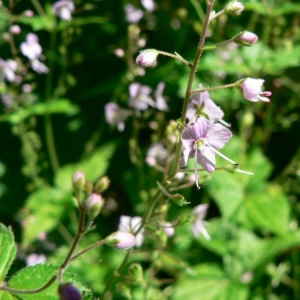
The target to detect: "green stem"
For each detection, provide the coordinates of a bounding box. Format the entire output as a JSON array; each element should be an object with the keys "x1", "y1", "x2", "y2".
[
  {"x1": 58, "y1": 205, "x2": 87, "y2": 282},
  {"x1": 30, "y1": 0, "x2": 46, "y2": 16},
  {"x1": 44, "y1": 28, "x2": 60, "y2": 173},
  {"x1": 0, "y1": 276, "x2": 56, "y2": 295},
  {"x1": 157, "y1": 51, "x2": 192, "y2": 68},
  {"x1": 190, "y1": 82, "x2": 238, "y2": 95}
]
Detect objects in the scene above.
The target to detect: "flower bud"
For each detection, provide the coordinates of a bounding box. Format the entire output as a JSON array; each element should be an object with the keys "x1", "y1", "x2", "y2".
[
  {"x1": 58, "y1": 283, "x2": 82, "y2": 300},
  {"x1": 84, "y1": 181, "x2": 94, "y2": 194},
  {"x1": 225, "y1": 1, "x2": 244, "y2": 15},
  {"x1": 73, "y1": 171, "x2": 86, "y2": 194},
  {"x1": 105, "y1": 231, "x2": 136, "y2": 250},
  {"x1": 127, "y1": 263, "x2": 143, "y2": 284},
  {"x1": 86, "y1": 193, "x2": 104, "y2": 219},
  {"x1": 136, "y1": 49, "x2": 158, "y2": 67},
  {"x1": 172, "y1": 194, "x2": 190, "y2": 206},
  {"x1": 10, "y1": 25, "x2": 21, "y2": 35},
  {"x1": 235, "y1": 31, "x2": 258, "y2": 46},
  {"x1": 94, "y1": 176, "x2": 110, "y2": 194}
]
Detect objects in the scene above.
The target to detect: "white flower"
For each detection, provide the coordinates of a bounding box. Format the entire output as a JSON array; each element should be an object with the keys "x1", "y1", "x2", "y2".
[
  {"x1": 124, "y1": 4, "x2": 143, "y2": 23},
  {"x1": 118, "y1": 216, "x2": 144, "y2": 247},
  {"x1": 20, "y1": 33, "x2": 42, "y2": 60},
  {"x1": 136, "y1": 49, "x2": 158, "y2": 67},
  {"x1": 191, "y1": 204, "x2": 210, "y2": 240},
  {"x1": 0, "y1": 58, "x2": 17, "y2": 82},
  {"x1": 31, "y1": 59, "x2": 49, "y2": 74}
]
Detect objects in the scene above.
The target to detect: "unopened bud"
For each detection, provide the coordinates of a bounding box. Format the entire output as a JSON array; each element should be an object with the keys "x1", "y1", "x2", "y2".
[
  {"x1": 235, "y1": 31, "x2": 258, "y2": 46},
  {"x1": 105, "y1": 231, "x2": 136, "y2": 250},
  {"x1": 172, "y1": 194, "x2": 190, "y2": 206},
  {"x1": 225, "y1": 1, "x2": 244, "y2": 15},
  {"x1": 84, "y1": 181, "x2": 94, "y2": 194},
  {"x1": 10, "y1": 25, "x2": 21, "y2": 35},
  {"x1": 58, "y1": 283, "x2": 82, "y2": 300},
  {"x1": 94, "y1": 176, "x2": 110, "y2": 194},
  {"x1": 86, "y1": 193, "x2": 104, "y2": 219},
  {"x1": 73, "y1": 171, "x2": 86, "y2": 193},
  {"x1": 164, "y1": 222, "x2": 175, "y2": 237},
  {"x1": 127, "y1": 263, "x2": 143, "y2": 284},
  {"x1": 136, "y1": 49, "x2": 158, "y2": 67}
]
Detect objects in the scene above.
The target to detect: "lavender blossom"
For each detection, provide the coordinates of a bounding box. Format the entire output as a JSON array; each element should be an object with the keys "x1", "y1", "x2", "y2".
[
  {"x1": 118, "y1": 216, "x2": 144, "y2": 247},
  {"x1": 105, "y1": 102, "x2": 131, "y2": 132},
  {"x1": 191, "y1": 204, "x2": 210, "y2": 240},
  {"x1": 186, "y1": 85, "x2": 224, "y2": 123},
  {"x1": 241, "y1": 78, "x2": 272, "y2": 102},
  {"x1": 52, "y1": 0, "x2": 75, "y2": 21},
  {"x1": 0, "y1": 58, "x2": 17, "y2": 82},
  {"x1": 105, "y1": 231, "x2": 136, "y2": 250},
  {"x1": 31, "y1": 59, "x2": 49, "y2": 74},
  {"x1": 125, "y1": 4, "x2": 144, "y2": 23},
  {"x1": 181, "y1": 117, "x2": 233, "y2": 188},
  {"x1": 128, "y1": 82, "x2": 156, "y2": 112},
  {"x1": 136, "y1": 49, "x2": 158, "y2": 67}
]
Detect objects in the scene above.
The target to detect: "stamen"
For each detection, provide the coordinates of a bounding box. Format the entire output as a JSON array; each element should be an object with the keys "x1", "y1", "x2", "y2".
[
  {"x1": 194, "y1": 148, "x2": 200, "y2": 189},
  {"x1": 235, "y1": 168, "x2": 254, "y2": 175},
  {"x1": 206, "y1": 144, "x2": 238, "y2": 165}
]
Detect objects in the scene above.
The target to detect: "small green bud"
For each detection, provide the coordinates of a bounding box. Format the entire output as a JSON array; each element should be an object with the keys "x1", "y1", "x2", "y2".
[
  {"x1": 73, "y1": 171, "x2": 86, "y2": 194},
  {"x1": 94, "y1": 176, "x2": 110, "y2": 194},
  {"x1": 84, "y1": 181, "x2": 94, "y2": 194},
  {"x1": 172, "y1": 194, "x2": 191, "y2": 206},
  {"x1": 116, "y1": 283, "x2": 131, "y2": 300},
  {"x1": 127, "y1": 263, "x2": 143, "y2": 284},
  {"x1": 105, "y1": 231, "x2": 136, "y2": 250}
]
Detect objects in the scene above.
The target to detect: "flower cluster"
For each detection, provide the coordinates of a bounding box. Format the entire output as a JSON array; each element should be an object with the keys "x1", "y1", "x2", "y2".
[{"x1": 105, "y1": 82, "x2": 168, "y2": 131}]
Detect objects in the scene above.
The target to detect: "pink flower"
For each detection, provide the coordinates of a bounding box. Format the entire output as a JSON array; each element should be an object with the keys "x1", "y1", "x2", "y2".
[
  {"x1": 181, "y1": 117, "x2": 233, "y2": 188},
  {"x1": 186, "y1": 85, "x2": 224, "y2": 123},
  {"x1": 0, "y1": 59, "x2": 17, "y2": 82},
  {"x1": 124, "y1": 4, "x2": 143, "y2": 23},
  {"x1": 141, "y1": 0, "x2": 156, "y2": 11},
  {"x1": 52, "y1": 0, "x2": 75, "y2": 21},
  {"x1": 241, "y1": 78, "x2": 271, "y2": 102},
  {"x1": 128, "y1": 83, "x2": 155, "y2": 112},
  {"x1": 105, "y1": 102, "x2": 131, "y2": 131}
]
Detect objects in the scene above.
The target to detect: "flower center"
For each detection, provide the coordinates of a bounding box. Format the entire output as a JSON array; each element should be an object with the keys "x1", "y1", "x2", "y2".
[{"x1": 195, "y1": 138, "x2": 207, "y2": 150}]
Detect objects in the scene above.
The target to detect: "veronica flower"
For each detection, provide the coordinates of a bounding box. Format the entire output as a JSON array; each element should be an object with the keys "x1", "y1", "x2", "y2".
[
  {"x1": 20, "y1": 33, "x2": 42, "y2": 60},
  {"x1": 128, "y1": 82, "x2": 156, "y2": 112},
  {"x1": 186, "y1": 85, "x2": 224, "y2": 123},
  {"x1": 52, "y1": 0, "x2": 75, "y2": 21},
  {"x1": 31, "y1": 59, "x2": 49, "y2": 74},
  {"x1": 105, "y1": 102, "x2": 131, "y2": 132},
  {"x1": 191, "y1": 204, "x2": 210, "y2": 240},
  {"x1": 0, "y1": 58, "x2": 17, "y2": 82},
  {"x1": 118, "y1": 216, "x2": 144, "y2": 247},
  {"x1": 181, "y1": 117, "x2": 234, "y2": 188},
  {"x1": 124, "y1": 4, "x2": 144, "y2": 23},
  {"x1": 241, "y1": 78, "x2": 271, "y2": 102}
]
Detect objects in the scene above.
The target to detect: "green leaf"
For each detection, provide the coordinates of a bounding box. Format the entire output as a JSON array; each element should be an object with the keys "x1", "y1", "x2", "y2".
[
  {"x1": 0, "y1": 291, "x2": 15, "y2": 300},
  {"x1": 245, "y1": 184, "x2": 290, "y2": 235},
  {"x1": 55, "y1": 142, "x2": 117, "y2": 191},
  {"x1": 0, "y1": 224, "x2": 17, "y2": 281},
  {"x1": 22, "y1": 187, "x2": 72, "y2": 247},
  {"x1": 7, "y1": 264, "x2": 92, "y2": 300},
  {"x1": 1, "y1": 100, "x2": 79, "y2": 124},
  {"x1": 172, "y1": 264, "x2": 249, "y2": 300}
]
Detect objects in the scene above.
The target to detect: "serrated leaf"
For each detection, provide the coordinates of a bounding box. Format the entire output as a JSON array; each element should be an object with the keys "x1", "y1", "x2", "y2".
[
  {"x1": 22, "y1": 187, "x2": 71, "y2": 247},
  {"x1": 7, "y1": 264, "x2": 92, "y2": 300},
  {"x1": 0, "y1": 224, "x2": 17, "y2": 281},
  {"x1": 54, "y1": 142, "x2": 117, "y2": 191},
  {"x1": 245, "y1": 184, "x2": 290, "y2": 235}
]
